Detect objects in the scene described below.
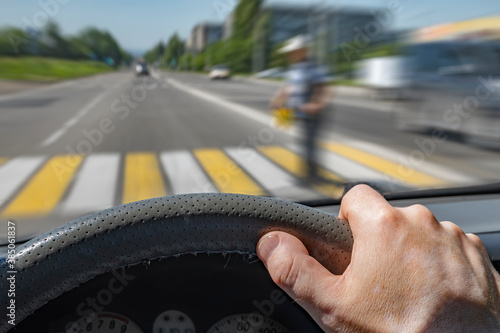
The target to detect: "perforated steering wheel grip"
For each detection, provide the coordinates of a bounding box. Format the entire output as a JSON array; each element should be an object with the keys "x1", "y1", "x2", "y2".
[{"x1": 0, "y1": 194, "x2": 353, "y2": 331}]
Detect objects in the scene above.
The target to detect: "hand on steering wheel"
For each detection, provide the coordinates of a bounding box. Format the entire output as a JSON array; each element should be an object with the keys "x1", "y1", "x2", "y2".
[{"x1": 258, "y1": 185, "x2": 500, "y2": 332}]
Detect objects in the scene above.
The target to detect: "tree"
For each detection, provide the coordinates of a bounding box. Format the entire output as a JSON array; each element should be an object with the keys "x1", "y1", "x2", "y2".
[
  {"x1": 77, "y1": 27, "x2": 127, "y2": 66},
  {"x1": 179, "y1": 53, "x2": 193, "y2": 70},
  {"x1": 192, "y1": 53, "x2": 206, "y2": 71},
  {"x1": 232, "y1": 0, "x2": 263, "y2": 41},
  {"x1": 144, "y1": 41, "x2": 165, "y2": 65},
  {"x1": 268, "y1": 42, "x2": 288, "y2": 69},
  {"x1": 228, "y1": 0, "x2": 263, "y2": 73},
  {"x1": 0, "y1": 27, "x2": 31, "y2": 56},
  {"x1": 38, "y1": 21, "x2": 73, "y2": 58},
  {"x1": 162, "y1": 33, "x2": 184, "y2": 68}
]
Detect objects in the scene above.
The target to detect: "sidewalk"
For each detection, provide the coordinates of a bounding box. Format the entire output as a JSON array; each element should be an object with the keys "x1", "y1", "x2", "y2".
[
  {"x1": 236, "y1": 75, "x2": 398, "y2": 112},
  {"x1": 0, "y1": 80, "x2": 46, "y2": 96},
  {"x1": 237, "y1": 75, "x2": 375, "y2": 98}
]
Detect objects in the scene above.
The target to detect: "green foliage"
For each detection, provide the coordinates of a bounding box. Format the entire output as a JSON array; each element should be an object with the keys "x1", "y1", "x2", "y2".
[
  {"x1": 179, "y1": 53, "x2": 193, "y2": 70},
  {"x1": 192, "y1": 53, "x2": 206, "y2": 71},
  {"x1": 268, "y1": 42, "x2": 288, "y2": 69},
  {"x1": 0, "y1": 22, "x2": 130, "y2": 66},
  {"x1": 142, "y1": 0, "x2": 264, "y2": 74},
  {"x1": 225, "y1": 39, "x2": 253, "y2": 73},
  {"x1": 144, "y1": 41, "x2": 165, "y2": 65},
  {"x1": 333, "y1": 42, "x2": 403, "y2": 75},
  {"x1": 204, "y1": 41, "x2": 226, "y2": 67},
  {"x1": 361, "y1": 43, "x2": 403, "y2": 59},
  {"x1": 232, "y1": 0, "x2": 263, "y2": 40},
  {"x1": 77, "y1": 27, "x2": 127, "y2": 65},
  {"x1": 163, "y1": 33, "x2": 184, "y2": 68},
  {"x1": 0, "y1": 27, "x2": 31, "y2": 56},
  {"x1": 0, "y1": 57, "x2": 113, "y2": 81},
  {"x1": 144, "y1": 34, "x2": 185, "y2": 69}
]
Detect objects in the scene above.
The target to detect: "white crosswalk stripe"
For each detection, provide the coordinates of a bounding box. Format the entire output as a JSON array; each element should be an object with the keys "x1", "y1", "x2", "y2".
[
  {"x1": 0, "y1": 156, "x2": 45, "y2": 207},
  {"x1": 225, "y1": 147, "x2": 321, "y2": 202},
  {"x1": 0, "y1": 142, "x2": 480, "y2": 219},
  {"x1": 60, "y1": 154, "x2": 120, "y2": 214},
  {"x1": 160, "y1": 150, "x2": 218, "y2": 194}
]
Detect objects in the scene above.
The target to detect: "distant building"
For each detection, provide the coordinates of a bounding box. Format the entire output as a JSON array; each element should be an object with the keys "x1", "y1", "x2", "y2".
[
  {"x1": 186, "y1": 23, "x2": 224, "y2": 53},
  {"x1": 252, "y1": 5, "x2": 386, "y2": 72}
]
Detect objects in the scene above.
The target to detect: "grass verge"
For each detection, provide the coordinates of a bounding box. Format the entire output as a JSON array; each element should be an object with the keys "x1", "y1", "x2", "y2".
[{"x1": 0, "y1": 57, "x2": 114, "y2": 82}]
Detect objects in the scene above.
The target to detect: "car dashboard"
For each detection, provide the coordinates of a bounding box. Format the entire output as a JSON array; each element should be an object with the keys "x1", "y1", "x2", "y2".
[
  {"x1": 12, "y1": 254, "x2": 322, "y2": 333},
  {"x1": 4, "y1": 189, "x2": 500, "y2": 333}
]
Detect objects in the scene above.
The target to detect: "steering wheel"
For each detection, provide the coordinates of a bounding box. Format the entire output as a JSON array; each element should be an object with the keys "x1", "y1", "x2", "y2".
[{"x1": 0, "y1": 193, "x2": 353, "y2": 332}]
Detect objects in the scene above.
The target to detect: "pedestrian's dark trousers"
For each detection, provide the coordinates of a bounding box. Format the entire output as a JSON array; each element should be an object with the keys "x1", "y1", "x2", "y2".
[{"x1": 302, "y1": 115, "x2": 322, "y2": 178}]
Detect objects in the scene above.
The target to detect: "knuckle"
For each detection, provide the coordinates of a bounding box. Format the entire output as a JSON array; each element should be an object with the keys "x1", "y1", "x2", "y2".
[
  {"x1": 466, "y1": 233, "x2": 487, "y2": 252},
  {"x1": 372, "y1": 206, "x2": 401, "y2": 229},
  {"x1": 342, "y1": 184, "x2": 371, "y2": 203},
  {"x1": 441, "y1": 221, "x2": 466, "y2": 238},
  {"x1": 410, "y1": 204, "x2": 436, "y2": 221},
  {"x1": 274, "y1": 255, "x2": 301, "y2": 288},
  {"x1": 274, "y1": 255, "x2": 312, "y2": 291}
]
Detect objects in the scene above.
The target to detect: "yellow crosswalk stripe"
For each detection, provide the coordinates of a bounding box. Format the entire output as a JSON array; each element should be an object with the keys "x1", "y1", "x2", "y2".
[
  {"x1": 258, "y1": 146, "x2": 344, "y2": 198},
  {"x1": 320, "y1": 142, "x2": 446, "y2": 187},
  {"x1": 194, "y1": 149, "x2": 265, "y2": 195},
  {"x1": 1, "y1": 155, "x2": 83, "y2": 218},
  {"x1": 122, "y1": 153, "x2": 167, "y2": 204}
]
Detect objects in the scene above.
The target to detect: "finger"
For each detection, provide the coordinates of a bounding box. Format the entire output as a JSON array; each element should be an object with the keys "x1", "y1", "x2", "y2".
[
  {"x1": 257, "y1": 231, "x2": 339, "y2": 320},
  {"x1": 339, "y1": 184, "x2": 401, "y2": 240}
]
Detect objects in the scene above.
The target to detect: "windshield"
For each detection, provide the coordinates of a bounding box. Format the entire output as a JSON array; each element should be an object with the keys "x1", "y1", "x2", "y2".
[{"x1": 1, "y1": 0, "x2": 500, "y2": 242}]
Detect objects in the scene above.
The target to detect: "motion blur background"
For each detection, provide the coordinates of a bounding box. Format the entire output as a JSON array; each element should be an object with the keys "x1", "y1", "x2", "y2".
[{"x1": 1, "y1": 0, "x2": 500, "y2": 240}]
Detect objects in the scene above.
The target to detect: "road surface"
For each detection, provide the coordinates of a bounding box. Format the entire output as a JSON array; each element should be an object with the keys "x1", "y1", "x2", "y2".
[{"x1": 0, "y1": 70, "x2": 498, "y2": 241}]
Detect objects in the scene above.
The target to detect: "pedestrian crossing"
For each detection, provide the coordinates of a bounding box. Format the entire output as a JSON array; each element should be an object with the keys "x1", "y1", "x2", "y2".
[
  {"x1": 0, "y1": 142, "x2": 473, "y2": 220},
  {"x1": 320, "y1": 142, "x2": 446, "y2": 188}
]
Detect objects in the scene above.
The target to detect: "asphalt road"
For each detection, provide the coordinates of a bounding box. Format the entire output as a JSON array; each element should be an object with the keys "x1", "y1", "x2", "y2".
[{"x1": 0, "y1": 70, "x2": 499, "y2": 240}]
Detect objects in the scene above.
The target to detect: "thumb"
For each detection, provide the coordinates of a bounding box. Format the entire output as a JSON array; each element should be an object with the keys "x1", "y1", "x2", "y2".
[{"x1": 257, "y1": 231, "x2": 339, "y2": 321}]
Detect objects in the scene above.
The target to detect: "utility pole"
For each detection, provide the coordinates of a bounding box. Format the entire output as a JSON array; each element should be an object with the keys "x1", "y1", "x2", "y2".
[
  {"x1": 319, "y1": 0, "x2": 328, "y2": 65},
  {"x1": 332, "y1": 0, "x2": 341, "y2": 75},
  {"x1": 252, "y1": 14, "x2": 264, "y2": 73},
  {"x1": 309, "y1": 0, "x2": 328, "y2": 65}
]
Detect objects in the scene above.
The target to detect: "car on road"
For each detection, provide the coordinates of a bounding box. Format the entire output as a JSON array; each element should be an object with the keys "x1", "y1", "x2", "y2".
[
  {"x1": 208, "y1": 64, "x2": 231, "y2": 80},
  {"x1": 394, "y1": 41, "x2": 500, "y2": 147},
  {"x1": 135, "y1": 62, "x2": 149, "y2": 76}
]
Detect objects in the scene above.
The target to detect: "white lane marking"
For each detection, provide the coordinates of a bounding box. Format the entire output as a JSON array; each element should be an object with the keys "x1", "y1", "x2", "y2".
[
  {"x1": 39, "y1": 91, "x2": 108, "y2": 147},
  {"x1": 0, "y1": 156, "x2": 45, "y2": 207},
  {"x1": 160, "y1": 150, "x2": 218, "y2": 194},
  {"x1": 287, "y1": 143, "x2": 407, "y2": 188},
  {"x1": 225, "y1": 147, "x2": 321, "y2": 202},
  {"x1": 61, "y1": 154, "x2": 120, "y2": 214},
  {"x1": 166, "y1": 77, "x2": 275, "y2": 127}
]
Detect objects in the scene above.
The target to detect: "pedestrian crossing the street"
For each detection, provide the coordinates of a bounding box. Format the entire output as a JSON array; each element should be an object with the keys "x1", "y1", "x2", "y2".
[{"x1": 0, "y1": 142, "x2": 476, "y2": 221}]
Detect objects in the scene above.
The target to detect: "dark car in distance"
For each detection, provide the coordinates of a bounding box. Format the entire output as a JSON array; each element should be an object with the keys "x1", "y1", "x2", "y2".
[{"x1": 135, "y1": 62, "x2": 149, "y2": 76}]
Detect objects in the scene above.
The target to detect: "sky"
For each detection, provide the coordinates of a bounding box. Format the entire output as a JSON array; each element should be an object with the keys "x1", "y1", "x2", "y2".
[{"x1": 2, "y1": 0, "x2": 500, "y2": 54}]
